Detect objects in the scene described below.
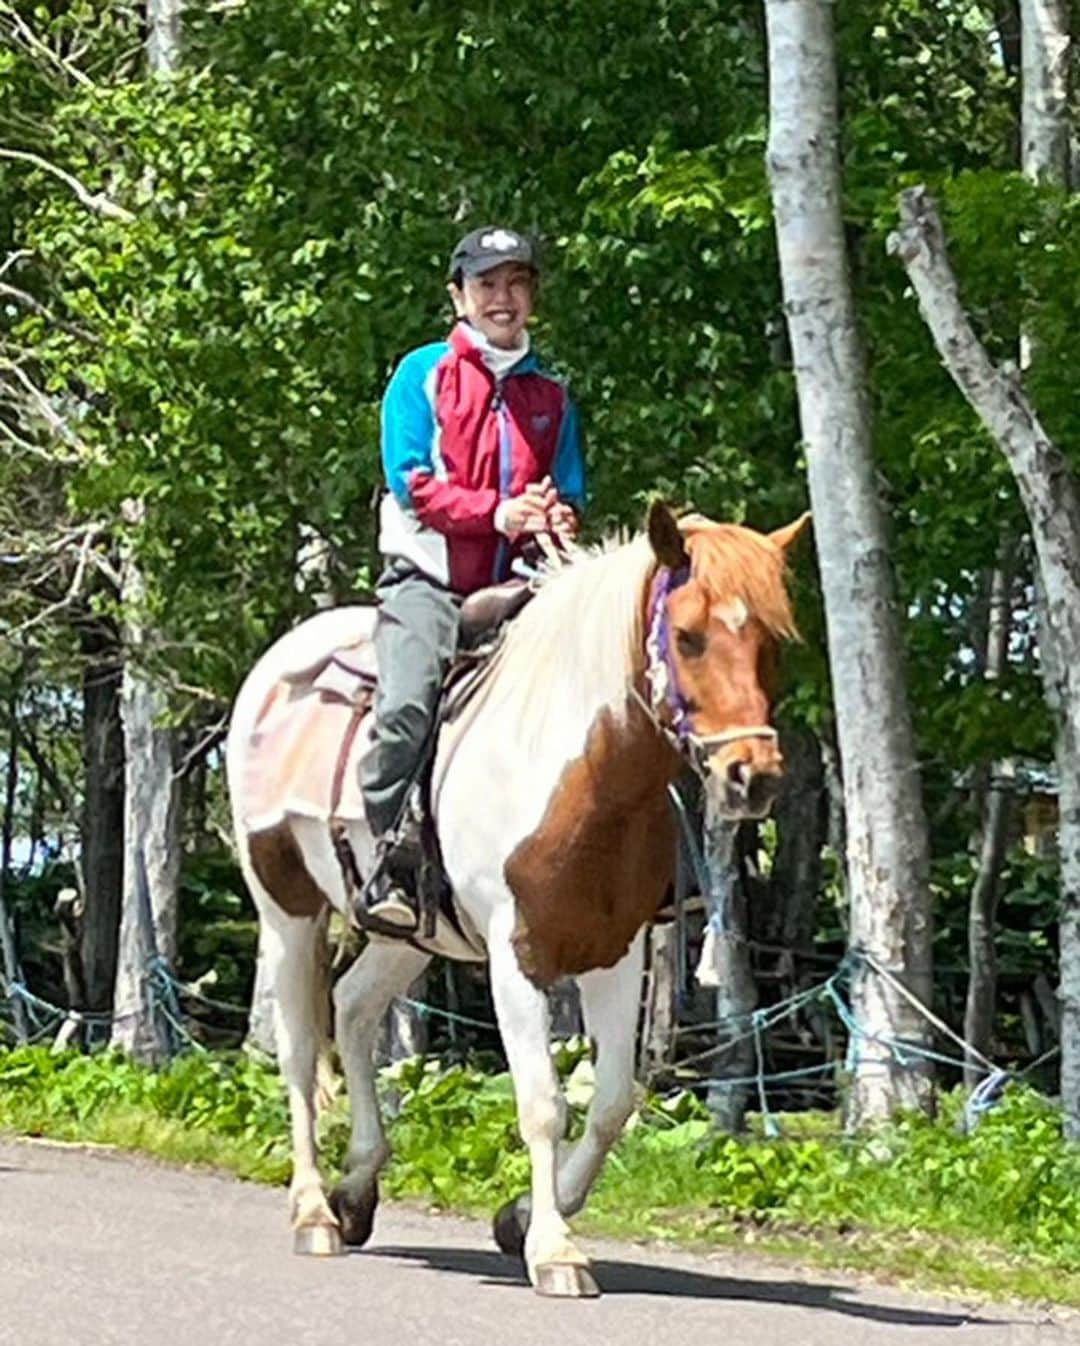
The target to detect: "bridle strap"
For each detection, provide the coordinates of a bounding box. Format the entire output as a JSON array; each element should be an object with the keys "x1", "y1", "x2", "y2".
[
  {"x1": 629, "y1": 685, "x2": 776, "y2": 764},
  {"x1": 692, "y1": 725, "x2": 778, "y2": 750}
]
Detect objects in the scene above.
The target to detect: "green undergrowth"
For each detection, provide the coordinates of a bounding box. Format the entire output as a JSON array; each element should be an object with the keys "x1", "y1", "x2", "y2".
[{"x1": 2, "y1": 1045, "x2": 1079, "y2": 1306}]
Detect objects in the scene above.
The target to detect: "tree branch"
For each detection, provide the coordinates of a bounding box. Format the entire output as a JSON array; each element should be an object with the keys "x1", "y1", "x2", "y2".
[
  {"x1": 3, "y1": 524, "x2": 103, "y2": 638},
  {"x1": 0, "y1": 362, "x2": 94, "y2": 455},
  {"x1": 886, "y1": 186, "x2": 1080, "y2": 549},
  {"x1": 0, "y1": 283, "x2": 96, "y2": 342},
  {"x1": 0, "y1": 148, "x2": 134, "y2": 223},
  {"x1": 1, "y1": 7, "x2": 95, "y2": 89}
]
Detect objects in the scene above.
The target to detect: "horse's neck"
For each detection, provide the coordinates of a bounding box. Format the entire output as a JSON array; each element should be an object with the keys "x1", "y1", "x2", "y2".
[{"x1": 567, "y1": 695, "x2": 681, "y2": 819}]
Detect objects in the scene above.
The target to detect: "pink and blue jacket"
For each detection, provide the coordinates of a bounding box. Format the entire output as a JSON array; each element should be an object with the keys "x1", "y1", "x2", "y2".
[{"x1": 378, "y1": 323, "x2": 584, "y2": 595}]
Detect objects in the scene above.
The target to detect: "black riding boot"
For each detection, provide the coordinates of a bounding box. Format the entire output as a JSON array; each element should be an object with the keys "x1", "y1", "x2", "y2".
[{"x1": 359, "y1": 809, "x2": 425, "y2": 936}]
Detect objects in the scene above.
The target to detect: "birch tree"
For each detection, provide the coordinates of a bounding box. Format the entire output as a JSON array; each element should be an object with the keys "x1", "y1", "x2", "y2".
[
  {"x1": 1021, "y1": 0, "x2": 1075, "y2": 1128},
  {"x1": 963, "y1": 0, "x2": 1072, "y2": 1087},
  {"x1": 763, "y1": 0, "x2": 933, "y2": 1121},
  {"x1": 110, "y1": 0, "x2": 185, "y2": 1061},
  {"x1": 889, "y1": 183, "x2": 1080, "y2": 1139},
  {"x1": 1021, "y1": 0, "x2": 1071, "y2": 186}
]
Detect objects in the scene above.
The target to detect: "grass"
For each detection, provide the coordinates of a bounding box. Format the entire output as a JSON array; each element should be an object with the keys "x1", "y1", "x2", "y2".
[{"x1": 2, "y1": 1045, "x2": 1079, "y2": 1309}]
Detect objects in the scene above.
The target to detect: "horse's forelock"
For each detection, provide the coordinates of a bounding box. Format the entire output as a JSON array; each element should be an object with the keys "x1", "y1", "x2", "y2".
[{"x1": 682, "y1": 523, "x2": 798, "y2": 641}]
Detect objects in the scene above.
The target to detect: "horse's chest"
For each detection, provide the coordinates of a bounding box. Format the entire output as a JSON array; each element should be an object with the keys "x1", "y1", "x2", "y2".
[{"x1": 504, "y1": 711, "x2": 677, "y2": 987}]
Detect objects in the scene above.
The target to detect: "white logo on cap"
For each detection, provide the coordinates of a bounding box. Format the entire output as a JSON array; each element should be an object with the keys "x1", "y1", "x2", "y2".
[{"x1": 481, "y1": 229, "x2": 520, "y2": 251}]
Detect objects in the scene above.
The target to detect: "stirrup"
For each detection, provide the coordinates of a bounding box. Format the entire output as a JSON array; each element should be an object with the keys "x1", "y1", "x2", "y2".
[{"x1": 352, "y1": 872, "x2": 420, "y2": 940}]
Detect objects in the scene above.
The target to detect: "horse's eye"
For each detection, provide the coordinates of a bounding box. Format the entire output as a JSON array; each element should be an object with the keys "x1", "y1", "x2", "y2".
[{"x1": 675, "y1": 628, "x2": 707, "y2": 659}]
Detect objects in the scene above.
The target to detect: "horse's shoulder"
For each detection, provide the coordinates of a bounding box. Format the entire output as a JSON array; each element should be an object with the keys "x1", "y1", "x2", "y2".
[{"x1": 504, "y1": 707, "x2": 677, "y2": 986}]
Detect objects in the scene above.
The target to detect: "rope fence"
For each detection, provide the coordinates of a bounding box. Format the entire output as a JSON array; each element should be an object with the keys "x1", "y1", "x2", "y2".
[{"x1": 0, "y1": 945, "x2": 1062, "y2": 1134}]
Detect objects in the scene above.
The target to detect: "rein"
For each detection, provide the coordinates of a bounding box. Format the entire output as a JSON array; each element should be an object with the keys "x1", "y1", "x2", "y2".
[{"x1": 637, "y1": 565, "x2": 778, "y2": 775}]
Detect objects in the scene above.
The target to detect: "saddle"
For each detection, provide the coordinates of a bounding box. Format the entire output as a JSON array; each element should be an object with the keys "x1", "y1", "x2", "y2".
[{"x1": 242, "y1": 580, "x2": 535, "y2": 937}]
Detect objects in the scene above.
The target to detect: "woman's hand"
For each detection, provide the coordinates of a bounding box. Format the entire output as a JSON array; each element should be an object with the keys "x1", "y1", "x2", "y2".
[{"x1": 495, "y1": 477, "x2": 553, "y2": 536}]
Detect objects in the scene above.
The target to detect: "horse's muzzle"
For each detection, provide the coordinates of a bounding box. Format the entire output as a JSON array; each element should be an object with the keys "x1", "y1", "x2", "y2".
[{"x1": 709, "y1": 754, "x2": 784, "y2": 819}]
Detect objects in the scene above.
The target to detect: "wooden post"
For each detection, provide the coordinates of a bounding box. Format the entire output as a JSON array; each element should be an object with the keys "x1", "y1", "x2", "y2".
[{"x1": 640, "y1": 922, "x2": 678, "y2": 1081}]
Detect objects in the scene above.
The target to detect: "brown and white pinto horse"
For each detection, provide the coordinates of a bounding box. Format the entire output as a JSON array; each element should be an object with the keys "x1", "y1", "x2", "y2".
[{"x1": 226, "y1": 502, "x2": 807, "y2": 1298}]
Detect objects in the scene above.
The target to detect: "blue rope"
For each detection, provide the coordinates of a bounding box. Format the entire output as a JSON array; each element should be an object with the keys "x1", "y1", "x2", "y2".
[
  {"x1": 0, "y1": 944, "x2": 1040, "y2": 1135},
  {"x1": 400, "y1": 996, "x2": 497, "y2": 1033},
  {"x1": 963, "y1": 1068, "x2": 1009, "y2": 1132}
]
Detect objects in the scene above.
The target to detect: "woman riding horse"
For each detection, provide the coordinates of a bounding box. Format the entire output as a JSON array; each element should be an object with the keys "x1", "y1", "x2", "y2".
[{"x1": 227, "y1": 501, "x2": 807, "y2": 1298}]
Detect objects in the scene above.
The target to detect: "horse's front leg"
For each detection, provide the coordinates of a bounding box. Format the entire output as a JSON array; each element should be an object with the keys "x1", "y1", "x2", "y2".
[
  {"x1": 331, "y1": 939, "x2": 431, "y2": 1246},
  {"x1": 560, "y1": 930, "x2": 644, "y2": 1211},
  {"x1": 488, "y1": 905, "x2": 599, "y2": 1298},
  {"x1": 493, "y1": 932, "x2": 644, "y2": 1253}
]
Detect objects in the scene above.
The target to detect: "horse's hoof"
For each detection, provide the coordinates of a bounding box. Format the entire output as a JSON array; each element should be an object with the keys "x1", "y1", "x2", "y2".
[
  {"x1": 492, "y1": 1193, "x2": 531, "y2": 1258},
  {"x1": 293, "y1": 1221, "x2": 344, "y2": 1257},
  {"x1": 328, "y1": 1178, "x2": 379, "y2": 1248},
  {"x1": 533, "y1": 1263, "x2": 601, "y2": 1299}
]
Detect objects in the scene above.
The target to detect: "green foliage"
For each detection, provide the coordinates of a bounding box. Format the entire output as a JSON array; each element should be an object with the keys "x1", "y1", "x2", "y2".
[
  {"x1": 3, "y1": 1, "x2": 1076, "y2": 1018},
  {"x1": 177, "y1": 851, "x2": 257, "y2": 1012},
  {"x1": 0, "y1": 1046, "x2": 291, "y2": 1181},
  {"x1": 368, "y1": 1057, "x2": 530, "y2": 1205}
]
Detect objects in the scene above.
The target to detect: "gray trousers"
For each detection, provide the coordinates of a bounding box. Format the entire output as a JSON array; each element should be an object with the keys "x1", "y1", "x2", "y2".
[{"x1": 360, "y1": 561, "x2": 460, "y2": 837}]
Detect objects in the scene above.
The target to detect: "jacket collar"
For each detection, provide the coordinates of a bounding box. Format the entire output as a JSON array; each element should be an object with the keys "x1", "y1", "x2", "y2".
[{"x1": 449, "y1": 321, "x2": 540, "y2": 377}]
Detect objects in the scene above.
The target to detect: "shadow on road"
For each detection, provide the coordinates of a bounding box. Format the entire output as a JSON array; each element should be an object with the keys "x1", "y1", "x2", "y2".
[{"x1": 368, "y1": 1244, "x2": 1003, "y2": 1329}]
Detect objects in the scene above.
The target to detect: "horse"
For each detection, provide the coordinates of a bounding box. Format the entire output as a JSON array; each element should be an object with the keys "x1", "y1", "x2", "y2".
[{"x1": 225, "y1": 501, "x2": 807, "y2": 1298}]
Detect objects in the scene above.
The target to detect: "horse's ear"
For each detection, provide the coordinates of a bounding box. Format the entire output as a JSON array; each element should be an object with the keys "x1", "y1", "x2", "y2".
[
  {"x1": 647, "y1": 501, "x2": 689, "y2": 570},
  {"x1": 769, "y1": 511, "x2": 812, "y2": 553}
]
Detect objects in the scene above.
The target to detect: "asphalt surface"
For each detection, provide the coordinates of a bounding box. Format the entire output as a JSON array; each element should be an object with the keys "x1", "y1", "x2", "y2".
[{"x1": 1, "y1": 1137, "x2": 1075, "y2": 1346}]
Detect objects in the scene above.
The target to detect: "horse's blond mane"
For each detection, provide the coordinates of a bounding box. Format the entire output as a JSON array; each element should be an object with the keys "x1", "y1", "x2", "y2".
[{"x1": 449, "y1": 537, "x2": 654, "y2": 755}]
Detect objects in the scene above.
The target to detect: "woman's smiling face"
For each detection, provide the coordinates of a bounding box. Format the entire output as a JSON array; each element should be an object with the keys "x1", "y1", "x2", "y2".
[{"x1": 449, "y1": 261, "x2": 536, "y2": 349}]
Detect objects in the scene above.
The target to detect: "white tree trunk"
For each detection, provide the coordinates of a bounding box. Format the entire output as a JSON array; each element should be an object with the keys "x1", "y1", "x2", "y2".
[
  {"x1": 764, "y1": 0, "x2": 934, "y2": 1123},
  {"x1": 1021, "y1": 0, "x2": 1072, "y2": 184},
  {"x1": 1020, "y1": 0, "x2": 1077, "y2": 1134},
  {"x1": 109, "y1": 1, "x2": 187, "y2": 1063},
  {"x1": 147, "y1": 0, "x2": 183, "y2": 75},
  {"x1": 110, "y1": 519, "x2": 182, "y2": 1061},
  {"x1": 245, "y1": 931, "x2": 277, "y2": 1057},
  {"x1": 889, "y1": 186, "x2": 1080, "y2": 1139}
]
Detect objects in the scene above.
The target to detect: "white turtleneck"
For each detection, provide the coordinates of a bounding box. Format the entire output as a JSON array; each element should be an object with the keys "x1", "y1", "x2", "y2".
[{"x1": 457, "y1": 320, "x2": 531, "y2": 381}]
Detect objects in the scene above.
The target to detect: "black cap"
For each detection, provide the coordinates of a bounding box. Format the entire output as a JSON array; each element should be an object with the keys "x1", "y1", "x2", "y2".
[{"x1": 448, "y1": 226, "x2": 538, "y2": 281}]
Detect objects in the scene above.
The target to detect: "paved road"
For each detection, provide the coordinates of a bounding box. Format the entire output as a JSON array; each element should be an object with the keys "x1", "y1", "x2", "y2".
[{"x1": 1, "y1": 1137, "x2": 1074, "y2": 1346}]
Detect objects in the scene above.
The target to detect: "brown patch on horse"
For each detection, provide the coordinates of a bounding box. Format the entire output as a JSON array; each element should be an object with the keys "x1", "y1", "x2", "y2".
[
  {"x1": 248, "y1": 822, "x2": 327, "y2": 919},
  {"x1": 504, "y1": 701, "x2": 680, "y2": 987}
]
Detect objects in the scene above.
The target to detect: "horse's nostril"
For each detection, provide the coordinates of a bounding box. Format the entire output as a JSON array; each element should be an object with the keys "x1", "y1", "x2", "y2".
[
  {"x1": 726, "y1": 759, "x2": 749, "y2": 791},
  {"x1": 748, "y1": 772, "x2": 782, "y2": 814}
]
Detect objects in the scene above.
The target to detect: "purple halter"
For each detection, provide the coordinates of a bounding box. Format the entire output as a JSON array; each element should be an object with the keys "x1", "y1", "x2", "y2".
[{"x1": 644, "y1": 565, "x2": 693, "y2": 741}]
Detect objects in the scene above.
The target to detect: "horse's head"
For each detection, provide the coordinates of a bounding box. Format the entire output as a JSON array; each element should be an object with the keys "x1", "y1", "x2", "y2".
[{"x1": 645, "y1": 501, "x2": 809, "y2": 819}]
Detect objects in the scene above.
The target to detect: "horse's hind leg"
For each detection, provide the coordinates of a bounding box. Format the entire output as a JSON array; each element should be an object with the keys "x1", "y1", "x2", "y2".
[
  {"x1": 260, "y1": 902, "x2": 342, "y2": 1256},
  {"x1": 330, "y1": 939, "x2": 431, "y2": 1246}
]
